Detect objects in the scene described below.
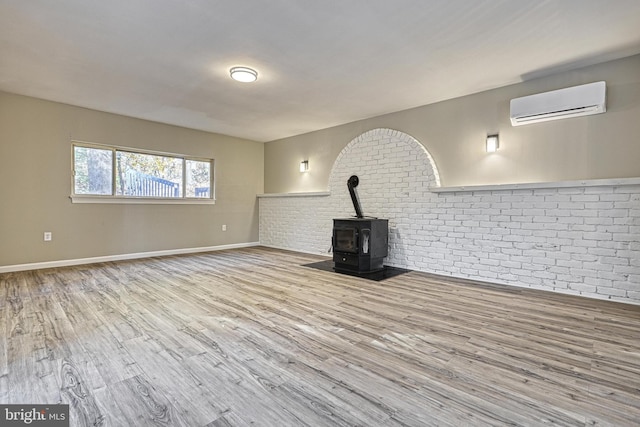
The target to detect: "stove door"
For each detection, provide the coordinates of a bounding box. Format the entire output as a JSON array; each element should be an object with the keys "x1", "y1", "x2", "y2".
[{"x1": 333, "y1": 227, "x2": 358, "y2": 253}]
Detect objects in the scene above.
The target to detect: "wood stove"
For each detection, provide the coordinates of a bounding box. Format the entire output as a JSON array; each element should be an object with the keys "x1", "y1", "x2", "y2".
[{"x1": 333, "y1": 176, "x2": 388, "y2": 274}]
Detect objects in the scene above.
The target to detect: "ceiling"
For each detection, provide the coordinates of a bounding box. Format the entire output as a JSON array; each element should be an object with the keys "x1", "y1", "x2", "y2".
[{"x1": 1, "y1": 1, "x2": 640, "y2": 142}]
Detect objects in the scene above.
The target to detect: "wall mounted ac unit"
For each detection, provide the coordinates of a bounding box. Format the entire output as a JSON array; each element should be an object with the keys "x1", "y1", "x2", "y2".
[{"x1": 510, "y1": 81, "x2": 606, "y2": 126}]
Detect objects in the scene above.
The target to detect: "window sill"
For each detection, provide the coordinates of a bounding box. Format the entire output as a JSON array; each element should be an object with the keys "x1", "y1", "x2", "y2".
[{"x1": 70, "y1": 196, "x2": 216, "y2": 205}]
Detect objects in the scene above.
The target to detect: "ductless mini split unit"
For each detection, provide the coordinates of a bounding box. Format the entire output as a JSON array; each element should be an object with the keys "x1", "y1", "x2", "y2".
[{"x1": 510, "y1": 81, "x2": 606, "y2": 126}]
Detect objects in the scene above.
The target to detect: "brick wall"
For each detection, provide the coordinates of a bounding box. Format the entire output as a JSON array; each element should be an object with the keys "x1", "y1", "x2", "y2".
[{"x1": 260, "y1": 128, "x2": 640, "y2": 304}]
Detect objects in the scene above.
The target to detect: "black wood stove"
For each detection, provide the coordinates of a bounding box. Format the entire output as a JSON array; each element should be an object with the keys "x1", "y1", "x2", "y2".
[{"x1": 333, "y1": 176, "x2": 388, "y2": 274}]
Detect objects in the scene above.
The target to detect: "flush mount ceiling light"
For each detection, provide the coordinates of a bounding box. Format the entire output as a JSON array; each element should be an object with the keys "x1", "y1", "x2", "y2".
[{"x1": 230, "y1": 66, "x2": 258, "y2": 83}]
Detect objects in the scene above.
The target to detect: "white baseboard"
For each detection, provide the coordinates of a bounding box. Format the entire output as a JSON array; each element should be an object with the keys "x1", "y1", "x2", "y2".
[{"x1": 0, "y1": 242, "x2": 260, "y2": 273}]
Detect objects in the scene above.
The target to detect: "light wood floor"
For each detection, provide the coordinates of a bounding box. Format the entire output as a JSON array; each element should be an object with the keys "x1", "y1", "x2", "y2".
[{"x1": 2, "y1": 247, "x2": 640, "y2": 426}]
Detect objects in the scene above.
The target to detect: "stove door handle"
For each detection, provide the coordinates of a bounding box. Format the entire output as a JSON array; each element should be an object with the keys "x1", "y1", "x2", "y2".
[{"x1": 361, "y1": 229, "x2": 370, "y2": 254}]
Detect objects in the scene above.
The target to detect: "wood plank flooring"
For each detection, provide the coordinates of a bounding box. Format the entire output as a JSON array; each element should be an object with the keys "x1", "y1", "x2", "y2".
[{"x1": 1, "y1": 246, "x2": 640, "y2": 426}]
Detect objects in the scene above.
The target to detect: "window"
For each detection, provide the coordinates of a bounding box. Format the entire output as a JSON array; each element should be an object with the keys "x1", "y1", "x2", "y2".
[
  {"x1": 72, "y1": 142, "x2": 214, "y2": 203},
  {"x1": 73, "y1": 145, "x2": 113, "y2": 195}
]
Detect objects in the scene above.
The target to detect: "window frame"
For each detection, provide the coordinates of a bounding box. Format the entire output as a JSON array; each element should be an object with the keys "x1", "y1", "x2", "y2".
[{"x1": 71, "y1": 141, "x2": 215, "y2": 204}]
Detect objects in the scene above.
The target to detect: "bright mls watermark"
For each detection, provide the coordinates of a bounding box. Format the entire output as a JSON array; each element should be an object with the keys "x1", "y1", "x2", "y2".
[{"x1": 1, "y1": 405, "x2": 69, "y2": 426}]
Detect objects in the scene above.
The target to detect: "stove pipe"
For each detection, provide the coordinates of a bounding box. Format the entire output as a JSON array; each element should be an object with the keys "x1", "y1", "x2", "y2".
[{"x1": 347, "y1": 175, "x2": 364, "y2": 218}]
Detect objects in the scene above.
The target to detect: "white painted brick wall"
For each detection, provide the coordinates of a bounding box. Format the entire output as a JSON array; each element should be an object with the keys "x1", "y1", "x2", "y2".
[{"x1": 260, "y1": 128, "x2": 640, "y2": 305}]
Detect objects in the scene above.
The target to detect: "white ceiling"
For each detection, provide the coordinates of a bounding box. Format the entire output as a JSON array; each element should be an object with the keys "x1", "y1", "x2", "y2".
[{"x1": 1, "y1": 0, "x2": 640, "y2": 142}]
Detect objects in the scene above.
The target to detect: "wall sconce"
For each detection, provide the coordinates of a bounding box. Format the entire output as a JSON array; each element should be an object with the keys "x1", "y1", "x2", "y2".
[
  {"x1": 299, "y1": 160, "x2": 309, "y2": 172},
  {"x1": 486, "y1": 134, "x2": 499, "y2": 153}
]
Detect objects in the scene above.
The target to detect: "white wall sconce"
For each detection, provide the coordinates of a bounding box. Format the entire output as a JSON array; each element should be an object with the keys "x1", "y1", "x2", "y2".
[
  {"x1": 486, "y1": 134, "x2": 499, "y2": 153},
  {"x1": 299, "y1": 160, "x2": 309, "y2": 172},
  {"x1": 230, "y1": 66, "x2": 258, "y2": 83}
]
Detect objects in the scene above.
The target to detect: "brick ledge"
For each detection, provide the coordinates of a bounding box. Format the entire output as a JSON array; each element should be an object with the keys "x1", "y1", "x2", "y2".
[
  {"x1": 257, "y1": 191, "x2": 331, "y2": 198},
  {"x1": 430, "y1": 177, "x2": 640, "y2": 193}
]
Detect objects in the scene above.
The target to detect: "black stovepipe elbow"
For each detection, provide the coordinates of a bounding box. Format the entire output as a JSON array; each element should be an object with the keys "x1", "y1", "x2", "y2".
[{"x1": 347, "y1": 175, "x2": 364, "y2": 218}]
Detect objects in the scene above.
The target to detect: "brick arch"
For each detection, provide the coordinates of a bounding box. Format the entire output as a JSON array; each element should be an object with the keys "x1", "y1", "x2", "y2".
[
  {"x1": 328, "y1": 128, "x2": 440, "y2": 193},
  {"x1": 326, "y1": 128, "x2": 441, "y2": 267}
]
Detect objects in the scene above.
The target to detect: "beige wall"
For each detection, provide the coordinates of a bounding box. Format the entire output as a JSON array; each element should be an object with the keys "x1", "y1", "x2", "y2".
[
  {"x1": 0, "y1": 92, "x2": 264, "y2": 266},
  {"x1": 265, "y1": 54, "x2": 640, "y2": 193}
]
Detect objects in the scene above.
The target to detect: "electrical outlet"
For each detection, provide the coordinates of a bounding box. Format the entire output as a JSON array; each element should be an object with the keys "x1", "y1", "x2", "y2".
[
  {"x1": 44, "y1": 232, "x2": 52, "y2": 241},
  {"x1": 222, "y1": 224, "x2": 227, "y2": 232}
]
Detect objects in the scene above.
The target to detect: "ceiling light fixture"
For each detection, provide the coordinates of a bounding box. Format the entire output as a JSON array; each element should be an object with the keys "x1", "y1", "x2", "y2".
[{"x1": 230, "y1": 67, "x2": 258, "y2": 83}]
